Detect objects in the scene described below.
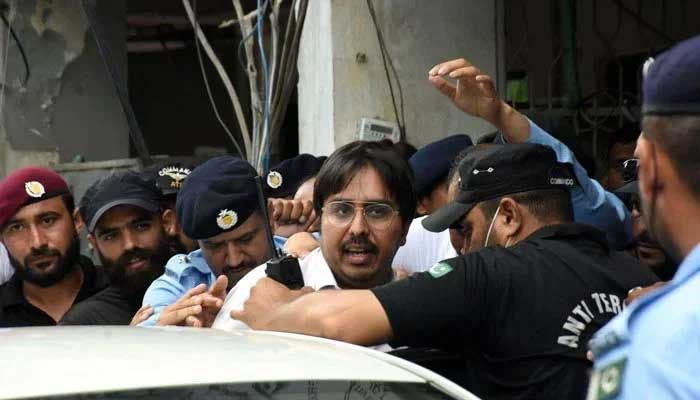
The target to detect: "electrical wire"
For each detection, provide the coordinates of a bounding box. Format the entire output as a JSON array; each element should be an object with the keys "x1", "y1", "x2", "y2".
[
  {"x1": 0, "y1": 11, "x2": 29, "y2": 86},
  {"x1": 190, "y1": 0, "x2": 246, "y2": 158},
  {"x1": 0, "y1": 0, "x2": 15, "y2": 135},
  {"x1": 365, "y1": 0, "x2": 405, "y2": 138},
  {"x1": 256, "y1": 0, "x2": 271, "y2": 172}
]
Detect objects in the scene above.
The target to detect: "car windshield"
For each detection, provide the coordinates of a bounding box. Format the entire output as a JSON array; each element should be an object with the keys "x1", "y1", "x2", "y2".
[{"x1": 45, "y1": 381, "x2": 456, "y2": 400}]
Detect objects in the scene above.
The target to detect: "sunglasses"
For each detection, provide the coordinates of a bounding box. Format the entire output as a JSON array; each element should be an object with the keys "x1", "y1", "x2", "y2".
[{"x1": 622, "y1": 159, "x2": 639, "y2": 183}]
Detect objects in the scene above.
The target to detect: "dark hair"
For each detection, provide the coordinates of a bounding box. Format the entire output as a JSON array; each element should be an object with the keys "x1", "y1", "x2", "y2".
[
  {"x1": 643, "y1": 115, "x2": 700, "y2": 197},
  {"x1": 608, "y1": 123, "x2": 641, "y2": 152},
  {"x1": 313, "y1": 141, "x2": 417, "y2": 226},
  {"x1": 478, "y1": 189, "x2": 574, "y2": 223}
]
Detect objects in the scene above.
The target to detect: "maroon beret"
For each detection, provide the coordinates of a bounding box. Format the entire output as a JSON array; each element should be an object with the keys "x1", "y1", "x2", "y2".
[{"x1": 0, "y1": 167, "x2": 69, "y2": 228}]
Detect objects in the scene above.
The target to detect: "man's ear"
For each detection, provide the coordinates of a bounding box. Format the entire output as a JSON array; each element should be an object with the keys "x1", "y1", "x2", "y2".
[
  {"x1": 87, "y1": 233, "x2": 97, "y2": 251},
  {"x1": 497, "y1": 197, "x2": 522, "y2": 239},
  {"x1": 636, "y1": 136, "x2": 657, "y2": 201},
  {"x1": 161, "y1": 208, "x2": 178, "y2": 236},
  {"x1": 73, "y1": 208, "x2": 85, "y2": 233},
  {"x1": 416, "y1": 198, "x2": 429, "y2": 216}
]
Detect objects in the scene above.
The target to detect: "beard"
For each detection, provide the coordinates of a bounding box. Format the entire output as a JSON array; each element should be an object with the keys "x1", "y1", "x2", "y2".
[
  {"x1": 97, "y1": 235, "x2": 172, "y2": 304},
  {"x1": 10, "y1": 235, "x2": 81, "y2": 288},
  {"x1": 641, "y1": 192, "x2": 683, "y2": 265}
]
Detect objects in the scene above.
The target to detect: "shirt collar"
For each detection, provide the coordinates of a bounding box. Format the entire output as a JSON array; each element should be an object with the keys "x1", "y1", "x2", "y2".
[
  {"x1": 0, "y1": 256, "x2": 103, "y2": 308},
  {"x1": 525, "y1": 223, "x2": 609, "y2": 248},
  {"x1": 672, "y1": 243, "x2": 700, "y2": 283}
]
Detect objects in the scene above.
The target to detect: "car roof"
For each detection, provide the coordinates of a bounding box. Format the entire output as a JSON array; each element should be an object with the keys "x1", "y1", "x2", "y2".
[{"x1": 0, "y1": 326, "x2": 478, "y2": 400}]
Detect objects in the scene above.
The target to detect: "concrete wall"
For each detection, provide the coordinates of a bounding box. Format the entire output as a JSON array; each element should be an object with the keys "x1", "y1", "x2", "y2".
[
  {"x1": 298, "y1": 0, "x2": 503, "y2": 155},
  {"x1": 0, "y1": 0, "x2": 129, "y2": 177}
]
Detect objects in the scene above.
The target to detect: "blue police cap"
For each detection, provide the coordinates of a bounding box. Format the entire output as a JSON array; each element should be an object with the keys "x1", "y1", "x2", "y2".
[
  {"x1": 176, "y1": 156, "x2": 259, "y2": 240},
  {"x1": 265, "y1": 154, "x2": 324, "y2": 198},
  {"x1": 643, "y1": 35, "x2": 700, "y2": 116},
  {"x1": 409, "y1": 134, "x2": 473, "y2": 197}
]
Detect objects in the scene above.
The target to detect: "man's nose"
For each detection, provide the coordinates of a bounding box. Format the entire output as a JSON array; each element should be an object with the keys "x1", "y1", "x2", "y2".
[
  {"x1": 225, "y1": 241, "x2": 245, "y2": 267},
  {"x1": 28, "y1": 224, "x2": 49, "y2": 249},
  {"x1": 122, "y1": 229, "x2": 139, "y2": 251},
  {"x1": 348, "y1": 207, "x2": 369, "y2": 235}
]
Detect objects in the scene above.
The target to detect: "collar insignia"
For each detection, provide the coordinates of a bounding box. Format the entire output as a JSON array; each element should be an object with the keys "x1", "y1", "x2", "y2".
[
  {"x1": 216, "y1": 209, "x2": 238, "y2": 230},
  {"x1": 25, "y1": 181, "x2": 46, "y2": 198}
]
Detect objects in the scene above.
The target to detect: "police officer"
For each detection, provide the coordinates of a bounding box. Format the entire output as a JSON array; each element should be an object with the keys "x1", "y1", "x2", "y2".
[
  {"x1": 587, "y1": 35, "x2": 700, "y2": 399},
  {"x1": 234, "y1": 143, "x2": 658, "y2": 399},
  {"x1": 0, "y1": 167, "x2": 108, "y2": 326},
  {"x1": 139, "y1": 156, "x2": 272, "y2": 327}
]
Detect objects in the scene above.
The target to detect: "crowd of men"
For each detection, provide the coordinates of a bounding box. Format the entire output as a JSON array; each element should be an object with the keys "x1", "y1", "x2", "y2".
[{"x1": 1, "y1": 34, "x2": 699, "y2": 400}]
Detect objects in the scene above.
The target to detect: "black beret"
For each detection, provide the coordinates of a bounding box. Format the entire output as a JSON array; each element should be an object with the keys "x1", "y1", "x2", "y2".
[
  {"x1": 265, "y1": 154, "x2": 324, "y2": 198},
  {"x1": 409, "y1": 135, "x2": 473, "y2": 196},
  {"x1": 643, "y1": 35, "x2": 700, "y2": 116},
  {"x1": 176, "y1": 156, "x2": 259, "y2": 240}
]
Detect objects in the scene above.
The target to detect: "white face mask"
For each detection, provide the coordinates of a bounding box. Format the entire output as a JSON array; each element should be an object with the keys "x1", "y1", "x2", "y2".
[{"x1": 483, "y1": 204, "x2": 513, "y2": 248}]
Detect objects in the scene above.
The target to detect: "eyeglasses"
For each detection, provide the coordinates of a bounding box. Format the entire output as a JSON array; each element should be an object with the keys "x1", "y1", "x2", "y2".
[
  {"x1": 622, "y1": 159, "x2": 639, "y2": 183},
  {"x1": 322, "y1": 201, "x2": 398, "y2": 230}
]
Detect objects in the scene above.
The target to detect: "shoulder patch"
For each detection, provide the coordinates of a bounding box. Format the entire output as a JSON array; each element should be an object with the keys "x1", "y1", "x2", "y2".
[{"x1": 428, "y1": 261, "x2": 453, "y2": 278}]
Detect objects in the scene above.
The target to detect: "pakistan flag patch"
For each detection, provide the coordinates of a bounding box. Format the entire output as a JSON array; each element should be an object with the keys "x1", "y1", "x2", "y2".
[{"x1": 429, "y1": 262, "x2": 453, "y2": 278}]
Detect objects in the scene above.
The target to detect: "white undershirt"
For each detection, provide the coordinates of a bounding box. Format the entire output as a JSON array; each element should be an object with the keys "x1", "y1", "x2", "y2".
[
  {"x1": 392, "y1": 216, "x2": 458, "y2": 273},
  {"x1": 0, "y1": 243, "x2": 13, "y2": 286},
  {"x1": 213, "y1": 248, "x2": 392, "y2": 352}
]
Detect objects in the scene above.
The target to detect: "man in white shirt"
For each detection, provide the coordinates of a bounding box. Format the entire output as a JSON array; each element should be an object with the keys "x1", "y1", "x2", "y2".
[{"x1": 213, "y1": 140, "x2": 416, "y2": 336}]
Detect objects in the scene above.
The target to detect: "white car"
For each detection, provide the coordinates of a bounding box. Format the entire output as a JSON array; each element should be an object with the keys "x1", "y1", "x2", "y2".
[{"x1": 0, "y1": 326, "x2": 480, "y2": 400}]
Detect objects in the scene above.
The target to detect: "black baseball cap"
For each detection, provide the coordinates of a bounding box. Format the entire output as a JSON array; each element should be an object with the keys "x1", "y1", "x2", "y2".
[
  {"x1": 422, "y1": 143, "x2": 576, "y2": 232},
  {"x1": 80, "y1": 170, "x2": 165, "y2": 233},
  {"x1": 142, "y1": 161, "x2": 197, "y2": 197}
]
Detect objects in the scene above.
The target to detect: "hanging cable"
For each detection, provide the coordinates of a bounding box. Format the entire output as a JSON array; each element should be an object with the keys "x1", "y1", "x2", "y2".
[
  {"x1": 365, "y1": 0, "x2": 405, "y2": 138},
  {"x1": 184, "y1": 0, "x2": 250, "y2": 157},
  {"x1": 0, "y1": 11, "x2": 29, "y2": 86}
]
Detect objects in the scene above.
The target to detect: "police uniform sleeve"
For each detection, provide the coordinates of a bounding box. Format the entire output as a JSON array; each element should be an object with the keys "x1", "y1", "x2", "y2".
[{"x1": 371, "y1": 252, "x2": 500, "y2": 351}]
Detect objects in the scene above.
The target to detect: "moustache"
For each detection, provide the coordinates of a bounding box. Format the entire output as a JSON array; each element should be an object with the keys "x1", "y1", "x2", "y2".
[
  {"x1": 115, "y1": 247, "x2": 156, "y2": 269},
  {"x1": 341, "y1": 236, "x2": 378, "y2": 254},
  {"x1": 25, "y1": 246, "x2": 62, "y2": 266},
  {"x1": 636, "y1": 230, "x2": 659, "y2": 247}
]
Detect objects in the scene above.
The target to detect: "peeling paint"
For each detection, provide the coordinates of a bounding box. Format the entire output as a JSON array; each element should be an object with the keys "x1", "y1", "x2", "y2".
[{"x1": 30, "y1": 0, "x2": 88, "y2": 65}]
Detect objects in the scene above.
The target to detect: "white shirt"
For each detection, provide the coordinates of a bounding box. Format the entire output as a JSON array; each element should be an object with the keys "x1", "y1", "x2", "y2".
[
  {"x1": 392, "y1": 216, "x2": 458, "y2": 273},
  {"x1": 213, "y1": 248, "x2": 392, "y2": 352},
  {"x1": 0, "y1": 243, "x2": 14, "y2": 286}
]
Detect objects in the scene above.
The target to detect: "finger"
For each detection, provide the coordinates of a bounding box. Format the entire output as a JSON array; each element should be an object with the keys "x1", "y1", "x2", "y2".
[
  {"x1": 429, "y1": 58, "x2": 471, "y2": 76},
  {"x1": 429, "y1": 75, "x2": 456, "y2": 99},
  {"x1": 447, "y1": 65, "x2": 482, "y2": 80},
  {"x1": 185, "y1": 315, "x2": 203, "y2": 328},
  {"x1": 200, "y1": 294, "x2": 224, "y2": 309},
  {"x1": 289, "y1": 200, "x2": 304, "y2": 222},
  {"x1": 231, "y1": 309, "x2": 245, "y2": 322},
  {"x1": 298, "y1": 200, "x2": 314, "y2": 225},
  {"x1": 475, "y1": 75, "x2": 498, "y2": 97},
  {"x1": 281, "y1": 200, "x2": 294, "y2": 222},
  {"x1": 130, "y1": 306, "x2": 153, "y2": 326},
  {"x1": 157, "y1": 304, "x2": 203, "y2": 326},
  {"x1": 168, "y1": 294, "x2": 204, "y2": 311},
  {"x1": 268, "y1": 199, "x2": 283, "y2": 220},
  {"x1": 209, "y1": 275, "x2": 229, "y2": 299},
  {"x1": 303, "y1": 210, "x2": 318, "y2": 232},
  {"x1": 176, "y1": 284, "x2": 208, "y2": 304}
]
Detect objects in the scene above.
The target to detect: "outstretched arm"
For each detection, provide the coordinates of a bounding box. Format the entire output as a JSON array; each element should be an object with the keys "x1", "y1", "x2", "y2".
[{"x1": 233, "y1": 277, "x2": 394, "y2": 346}]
